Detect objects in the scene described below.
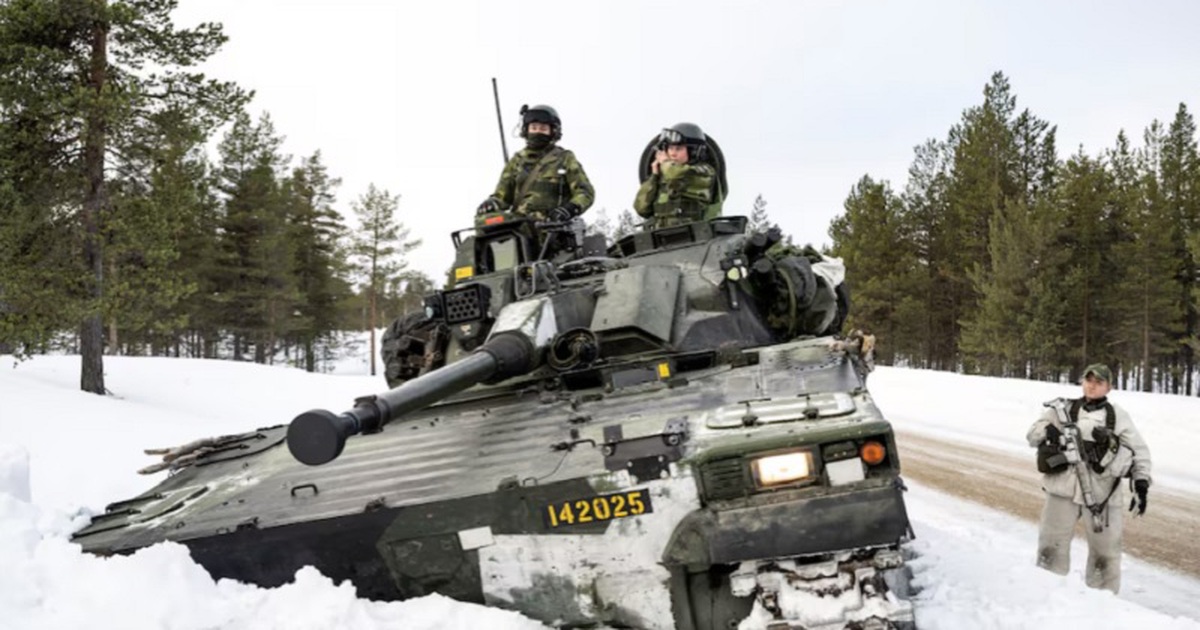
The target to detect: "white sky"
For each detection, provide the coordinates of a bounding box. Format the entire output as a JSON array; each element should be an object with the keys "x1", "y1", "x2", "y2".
[
  {"x1": 3, "y1": 348, "x2": 1200, "y2": 628},
  {"x1": 170, "y1": 0, "x2": 1200, "y2": 281}
]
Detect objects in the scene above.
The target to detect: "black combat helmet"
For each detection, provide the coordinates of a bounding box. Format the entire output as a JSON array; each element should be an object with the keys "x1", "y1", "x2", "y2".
[
  {"x1": 659, "y1": 122, "x2": 708, "y2": 161},
  {"x1": 519, "y1": 104, "x2": 562, "y2": 140}
]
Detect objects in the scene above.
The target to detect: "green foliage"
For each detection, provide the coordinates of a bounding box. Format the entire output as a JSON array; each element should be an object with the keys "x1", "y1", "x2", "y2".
[
  {"x1": 0, "y1": 0, "x2": 246, "y2": 390},
  {"x1": 284, "y1": 151, "x2": 351, "y2": 372},
  {"x1": 1111, "y1": 125, "x2": 1187, "y2": 391},
  {"x1": 1159, "y1": 105, "x2": 1200, "y2": 393},
  {"x1": 830, "y1": 72, "x2": 1200, "y2": 392},
  {"x1": 350, "y1": 184, "x2": 419, "y2": 295},
  {"x1": 212, "y1": 111, "x2": 301, "y2": 363},
  {"x1": 948, "y1": 73, "x2": 1059, "y2": 372},
  {"x1": 828, "y1": 176, "x2": 923, "y2": 364},
  {"x1": 103, "y1": 107, "x2": 208, "y2": 352},
  {"x1": 348, "y1": 183, "x2": 420, "y2": 376},
  {"x1": 0, "y1": 2, "x2": 420, "y2": 373}
]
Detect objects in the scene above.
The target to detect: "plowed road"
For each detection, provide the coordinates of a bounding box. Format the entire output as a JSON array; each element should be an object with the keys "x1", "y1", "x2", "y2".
[{"x1": 895, "y1": 431, "x2": 1200, "y2": 578}]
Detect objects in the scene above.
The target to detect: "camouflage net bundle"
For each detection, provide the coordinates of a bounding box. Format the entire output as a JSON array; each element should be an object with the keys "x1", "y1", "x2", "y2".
[{"x1": 752, "y1": 241, "x2": 849, "y2": 340}]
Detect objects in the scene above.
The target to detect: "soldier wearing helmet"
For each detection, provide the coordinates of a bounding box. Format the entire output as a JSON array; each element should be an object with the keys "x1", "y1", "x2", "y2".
[
  {"x1": 634, "y1": 122, "x2": 720, "y2": 228},
  {"x1": 477, "y1": 104, "x2": 594, "y2": 223}
]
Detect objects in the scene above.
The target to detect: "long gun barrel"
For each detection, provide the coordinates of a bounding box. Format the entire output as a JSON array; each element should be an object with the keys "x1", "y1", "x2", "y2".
[{"x1": 287, "y1": 332, "x2": 535, "y2": 466}]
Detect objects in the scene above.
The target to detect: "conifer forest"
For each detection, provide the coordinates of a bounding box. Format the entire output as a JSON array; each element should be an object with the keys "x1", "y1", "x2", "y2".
[
  {"x1": 831, "y1": 73, "x2": 1200, "y2": 395},
  {"x1": 0, "y1": 0, "x2": 425, "y2": 391}
]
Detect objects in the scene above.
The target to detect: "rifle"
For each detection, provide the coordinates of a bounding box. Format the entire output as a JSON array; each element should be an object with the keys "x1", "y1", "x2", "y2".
[{"x1": 1043, "y1": 398, "x2": 1106, "y2": 532}]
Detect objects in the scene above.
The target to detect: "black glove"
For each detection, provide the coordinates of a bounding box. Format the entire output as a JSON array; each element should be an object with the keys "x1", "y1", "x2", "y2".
[
  {"x1": 477, "y1": 197, "x2": 501, "y2": 215},
  {"x1": 547, "y1": 203, "x2": 578, "y2": 222},
  {"x1": 1130, "y1": 479, "x2": 1149, "y2": 516},
  {"x1": 1044, "y1": 423, "x2": 1062, "y2": 445}
]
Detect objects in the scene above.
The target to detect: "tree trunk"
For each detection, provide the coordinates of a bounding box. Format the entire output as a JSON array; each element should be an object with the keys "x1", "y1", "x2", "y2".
[
  {"x1": 1142, "y1": 286, "x2": 1152, "y2": 392},
  {"x1": 80, "y1": 6, "x2": 109, "y2": 395},
  {"x1": 265, "y1": 297, "x2": 276, "y2": 365},
  {"x1": 369, "y1": 285, "x2": 378, "y2": 376},
  {"x1": 1080, "y1": 281, "x2": 1090, "y2": 367},
  {"x1": 1186, "y1": 278, "x2": 1195, "y2": 395},
  {"x1": 304, "y1": 338, "x2": 316, "y2": 373}
]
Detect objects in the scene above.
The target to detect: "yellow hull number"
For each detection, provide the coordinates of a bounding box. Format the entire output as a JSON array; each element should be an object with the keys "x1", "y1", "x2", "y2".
[{"x1": 544, "y1": 489, "x2": 653, "y2": 529}]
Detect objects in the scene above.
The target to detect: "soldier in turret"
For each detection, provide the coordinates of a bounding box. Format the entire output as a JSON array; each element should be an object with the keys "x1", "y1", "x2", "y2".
[
  {"x1": 477, "y1": 104, "x2": 594, "y2": 223},
  {"x1": 634, "y1": 122, "x2": 721, "y2": 228}
]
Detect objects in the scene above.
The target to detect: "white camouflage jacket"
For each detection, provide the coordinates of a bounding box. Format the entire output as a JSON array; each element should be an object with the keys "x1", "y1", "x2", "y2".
[{"x1": 1026, "y1": 398, "x2": 1153, "y2": 504}]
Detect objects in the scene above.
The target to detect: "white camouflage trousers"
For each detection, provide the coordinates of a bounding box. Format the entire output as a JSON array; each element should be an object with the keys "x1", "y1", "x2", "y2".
[{"x1": 1036, "y1": 492, "x2": 1124, "y2": 593}]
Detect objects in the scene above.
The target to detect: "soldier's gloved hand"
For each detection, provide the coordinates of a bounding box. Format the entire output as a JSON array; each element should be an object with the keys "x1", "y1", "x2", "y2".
[
  {"x1": 547, "y1": 203, "x2": 578, "y2": 222},
  {"x1": 477, "y1": 197, "x2": 501, "y2": 215},
  {"x1": 1044, "y1": 423, "x2": 1062, "y2": 445},
  {"x1": 1130, "y1": 479, "x2": 1149, "y2": 515}
]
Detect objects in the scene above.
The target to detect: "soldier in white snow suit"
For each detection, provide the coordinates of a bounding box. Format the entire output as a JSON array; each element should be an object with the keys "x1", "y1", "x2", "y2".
[{"x1": 1026, "y1": 363, "x2": 1152, "y2": 593}]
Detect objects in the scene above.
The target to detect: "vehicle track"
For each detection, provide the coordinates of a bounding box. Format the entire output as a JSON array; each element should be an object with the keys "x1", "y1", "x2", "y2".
[{"x1": 895, "y1": 430, "x2": 1200, "y2": 579}]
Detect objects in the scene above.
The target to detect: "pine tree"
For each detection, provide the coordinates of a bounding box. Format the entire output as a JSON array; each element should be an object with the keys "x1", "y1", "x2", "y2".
[
  {"x1": 1160, "y1": 104, "x2": 1200, "y2": 393},
  {"x1": 284, "y1": 151, "x2": 349, "y2": 372},
  {"x1": 748, "y1": 194, "x2": 774, "y2": 233},
  {"x1": 959, "y1": 201, "x2": 1031, "y2": 376},
  {"x1": 828, "y1": 176, "x2": 923, "y2": 364},
  {"x1": 349, "y1": 184, "x2": 420, "y2": 377},
  {"x1": 0, "y1": 102, "x2": 83, "y2": 354},
  {"x1": 173, "y1": 152, "x2": 224, "y2": 358},
  {"x1": 943, "y1": 74, "x2": 1021, "y2": 366},
  {"x1": 900, "y1": 138, "x2": 954, "y2": 368},
  {"x1": 215, "y1": 111, "x2": 297, "y2": 363},
  {"x1": 103, "y1": 107, "x2": 208, "y2": 354},
  {"x1": 587, "y1": 207, "x2": 614, "y2": 240},
  {"x1": 0, "y1": 0, "x2": 246, "y2": 392},
  {"x1": 960, "y1": 195, "x2": 1066, "y2": 377},
  {"x1": 1050, "y1": 151, "x2": 1123, "y2": 375},
  {"x1": 614, "y1": 210, "x2": 639, "y2": 240},
  {"x1": 380, "y1": 271, "x2": 435, "y2": 323},
  {"x1": 1113, "y1": 125, "x2": 1186, "y2": 391}
]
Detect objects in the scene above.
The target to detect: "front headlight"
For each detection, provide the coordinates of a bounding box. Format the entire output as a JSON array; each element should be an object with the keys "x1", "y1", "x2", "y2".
[{"x1": 750, "y1": 450, "x2": 814, "y2": 488}]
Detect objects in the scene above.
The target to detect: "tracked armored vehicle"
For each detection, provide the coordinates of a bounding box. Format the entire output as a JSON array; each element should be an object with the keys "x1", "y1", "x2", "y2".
[{"x1": 74, "y1": 138, "x2": 915, "y2": 629}]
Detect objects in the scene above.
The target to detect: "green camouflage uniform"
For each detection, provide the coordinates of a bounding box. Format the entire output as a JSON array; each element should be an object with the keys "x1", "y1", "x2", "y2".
[
  {"x1": 633, "y1": 160, "x2": 720, "y2": 228},
  {"x1": 492, "y1": 145, "x2": 594, "y2": 218}
]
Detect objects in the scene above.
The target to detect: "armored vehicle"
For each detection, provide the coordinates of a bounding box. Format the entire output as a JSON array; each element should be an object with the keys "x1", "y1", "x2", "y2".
[{"x1": 74, "y1": 138, "x2": 915, "y2": 629}]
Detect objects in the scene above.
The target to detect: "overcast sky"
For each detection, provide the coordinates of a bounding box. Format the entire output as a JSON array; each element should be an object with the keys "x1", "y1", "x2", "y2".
[{"x1": 174, "y1": 0, "x2": 1200, "y2": 282}]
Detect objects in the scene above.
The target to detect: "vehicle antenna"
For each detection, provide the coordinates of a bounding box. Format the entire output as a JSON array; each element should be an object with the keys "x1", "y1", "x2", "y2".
[{"x1": 492, "y1": 77, "x2": 510, "y2": 164}]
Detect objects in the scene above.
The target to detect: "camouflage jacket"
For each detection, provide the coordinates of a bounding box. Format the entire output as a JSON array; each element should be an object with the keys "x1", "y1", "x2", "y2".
[
  {"x1": 633, "y1": 160, "x2": 720, "y2": 227},
  {"x1": 491, "y1": 145, "x2": 594, "y2": 218}
]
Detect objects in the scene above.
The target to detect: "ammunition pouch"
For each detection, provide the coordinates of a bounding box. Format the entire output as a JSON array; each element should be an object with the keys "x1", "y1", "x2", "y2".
[
  {"x1": 1037, "y1": 441, "x2": 1069, "y2": 474},
  {"x1": 1080, "y1": 440, "x2": 1107, "y2": 473}
]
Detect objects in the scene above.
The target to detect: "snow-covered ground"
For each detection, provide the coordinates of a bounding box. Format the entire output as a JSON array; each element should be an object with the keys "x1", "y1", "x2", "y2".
[
  {"x1": 2, "y1": 350, "x2": 1199, "y2": 629},
  {"x1": 871, "y1": 367, "x2": 1200, "y2": 495}
]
